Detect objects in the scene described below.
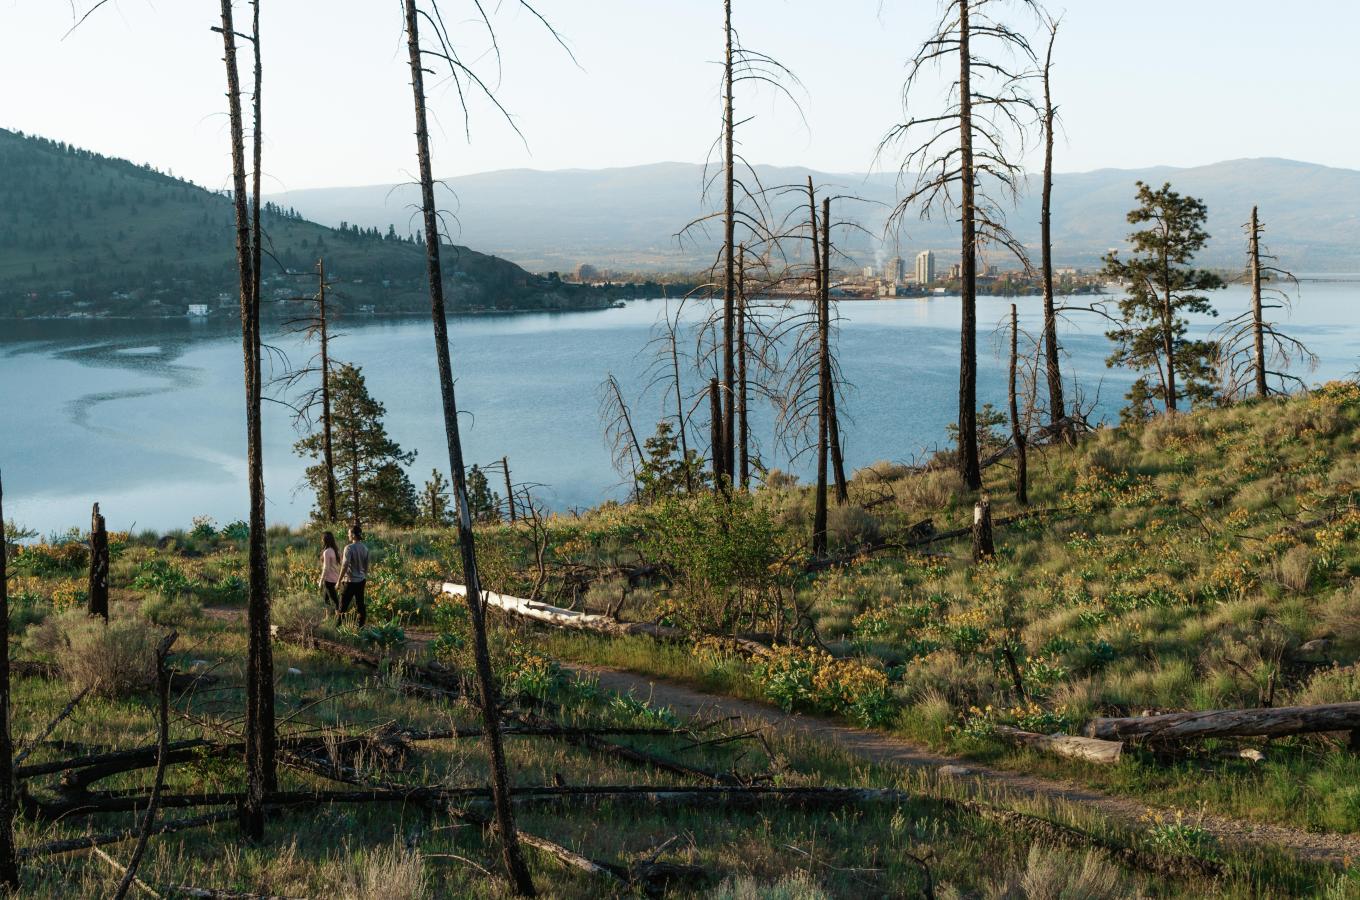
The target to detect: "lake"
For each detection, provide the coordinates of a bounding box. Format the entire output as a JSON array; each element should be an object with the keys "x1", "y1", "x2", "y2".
[{"x1": 2, "y1": 283, "x2": 1357, "y2": 535}]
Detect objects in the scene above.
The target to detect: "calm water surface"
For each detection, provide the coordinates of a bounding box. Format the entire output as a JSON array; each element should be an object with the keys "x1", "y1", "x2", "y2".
[{"x1": 2, "y1": 284, "x2": 1356, "y2": 534}]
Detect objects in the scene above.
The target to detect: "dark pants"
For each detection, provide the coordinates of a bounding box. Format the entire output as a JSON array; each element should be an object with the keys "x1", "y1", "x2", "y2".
[
  {"x1": 340, "y1": 580, "x2": 367, "y2": 628},
  {"x1": 321, "y1": 580, "x2": 339, "y2": 613}
]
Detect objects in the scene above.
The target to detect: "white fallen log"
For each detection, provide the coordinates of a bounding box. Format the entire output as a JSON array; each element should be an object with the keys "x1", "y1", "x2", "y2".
[
  {"x1": 1085, "y1": 701, "x2": 1360, "y2": 741},
  {"x1": 992, "y1": 726, "x2": 1123, "y2": 765},
  {"x1": 441, "y1": 583, "x2": 772, "y2": 656},
  {"x1": 442, "y1": 583, "x2": 683, "y2": 639}
]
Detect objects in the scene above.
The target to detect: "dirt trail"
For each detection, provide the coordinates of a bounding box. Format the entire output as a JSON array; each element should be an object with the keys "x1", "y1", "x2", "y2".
[{"x1": 565, "y1": 662, "x2": 1360, "y2": 867}]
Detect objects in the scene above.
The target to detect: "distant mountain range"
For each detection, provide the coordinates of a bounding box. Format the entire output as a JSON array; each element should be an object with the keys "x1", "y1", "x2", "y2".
[
  {"x1": 269, "y1": 158, "x2": 1360, "y2": 273},
  {"x1": 0, "y1": 128, "x2": 604, "y2": 317}
]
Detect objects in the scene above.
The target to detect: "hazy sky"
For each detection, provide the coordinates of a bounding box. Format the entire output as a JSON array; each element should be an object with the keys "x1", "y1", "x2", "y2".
[{"x1": 3, "y1": 1, "x2": 1357, "y2": 192}]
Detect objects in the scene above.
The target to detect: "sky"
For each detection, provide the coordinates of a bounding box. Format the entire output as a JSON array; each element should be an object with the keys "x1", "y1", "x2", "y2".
[{"x1": 2, "y1": 1, "x2": 1358, "y2": 192}]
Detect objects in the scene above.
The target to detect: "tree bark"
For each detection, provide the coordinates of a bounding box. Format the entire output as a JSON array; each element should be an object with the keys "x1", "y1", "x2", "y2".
[
  {"x1": 736, "y1": 249, "x2": 749, "y2": 490},
  {"x1": 401, "y1": 3, "x2": 534, "y2": 893},
  {"x1": 318, "y1": 259, "x2": 338, "y2": 522},
  {"x1": 957, "y1": 1, "x2": 981, "y2": 490},
  {"x1": 971, "y1": 497, "x2": 994, "y2": 563},
  {"x1": 1039, "y1": 21, "x2": 1067, "y2": 441},
  {"x1": 809, "y1": 182, "x2": 828, "y2": 558},
  {"x1": 0, "y1": 475, "x2": 18, "y2": 890},
  {"x1": 217, "y1": 0, "x2": 274, "y2": 841},
  {"x1": 709, "y1": 376, "x2": 724, "y2": 489},
  {"x1": 1009, "y1": 305, "x2": 1028, "y2": 505},
  {"x1": 992, "y1": 726, "x2": 1122, "y2": 765},
  {"x1": 720, "y1": 0, "x2": 736, "y2": 484},
  {"x1": 822, "y1": 198, "x2": 849, "y2": 505},
  {"x1": 1085, "y1": 701, "x2": 1360, "y2": 742},
  {"x1": 1249, "y1": 205, "x2": 1267, "y2": 399},
  {"x1": 88, "y1": 502, "x2": 109, "y2": 620}
]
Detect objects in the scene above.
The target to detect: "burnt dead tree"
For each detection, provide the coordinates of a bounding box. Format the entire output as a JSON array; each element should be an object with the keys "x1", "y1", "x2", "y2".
[
  {"x1": 400, "y1": 1, "x2": 541, "y2": 891},
  {"x1": 1214, "y1": 206, "x2": 1316, "y2": 399},
  {"x1": 736, "y1": 251, "x2": 750, "y2": 489},
  {"x1": 316, "y1": 260, "x2": 338, "y2": 520},
  {"x1": 0, "y1": 475, "x2": 18, "y2": 890},
  {"x1": 812, "y1": 193, "x2": 829, "y2": 557},
  {"x1": 820, "y1": 196, "x2": 849, "y2": 505},
  {"x1": 88, "y1": 502, "x2": 109, "y2": 620},
  {"x1": 681, "y1": 1, "x2": 802, "y2": 488},
  {"x1": 882, "y1": 0, "x2": 1042, "y2": 490},
  {"x1": 502, "y1": 457, "x2": 516, "y2": 522},
  {"x1": 1009, "y1": 305, "x2": 1028, "y2": 505},
  {"x1": 598, "y1": 373, "x2": 644, "y2": 496},
  {"x1": 216, "y1": 0, "x2": 275, "y2": 840},
  {"x1": 1037, "y1": 15, "x2": 1068, "y2": 442},
  {"x1": 972, "y1": 496, "x2": 995, "y2": 563}
]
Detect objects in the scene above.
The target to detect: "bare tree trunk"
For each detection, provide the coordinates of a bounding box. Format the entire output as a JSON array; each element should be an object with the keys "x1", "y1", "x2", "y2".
[
  {"x1": 720, "y1": 0, "x2": 736, "y2": 485},
  {"x1": 1039, "y1": 21, "x2": 1067, "y2": 442},
  {"x1": 821, "y1": 198, "x2": 849, "y2": 505},
  {"x1": 88, "y1": 502, "x2": 109, "y2": 620},
  {"x1": 736, "y1": 250, "x2": 749, "y2": 490},
  {"x1": 1009, "y1": 305, "x2": 1028, "y2": 505},
  {"x1": 971, "y1": 497, "x2": 994, "y2": 564},
  {"x1": 401, "y1": 3, "x2": 534, "y2": 893},
  {"x1": 669, "y1": 322, "x2": 694, "y2": 494},
  {"x1": 0, "y1": 475, "x2": 19, "y2": 890},
  {"x1": 957, "y1": 2, "x2": 981, "y2": 490},
  {"x1": 1249, "y1": 205, "x2": 1267, "y2": 399},
  {"x1": 1161, "y1": 252, "x2": 1178, "y2": 413},
  {"x1": 218, "y1": 0, "x2": 274, "y2": 841},
  {"x1": 318, "y1": 259, "x2": 338, "y2": 522},
  {"x1": 709, "y1": 376, "x2": 724, "y2": 488},
  {"x1": 502, "y1": 456, "x2": 516, "y2": 522},
  {"x1": 810, "y1": 185, "x2": 828, "y2": 557}
]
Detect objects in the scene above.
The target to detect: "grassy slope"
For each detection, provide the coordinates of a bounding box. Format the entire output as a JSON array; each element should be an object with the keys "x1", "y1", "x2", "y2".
[{"x1": 538, "y1": 385, "x2": 1360, "y2": 837}]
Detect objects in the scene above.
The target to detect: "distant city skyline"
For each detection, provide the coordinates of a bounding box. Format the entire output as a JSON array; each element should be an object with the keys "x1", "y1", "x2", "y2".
[{"x1": 3, "y1": 1, "x2": 1358, "y2": 192}]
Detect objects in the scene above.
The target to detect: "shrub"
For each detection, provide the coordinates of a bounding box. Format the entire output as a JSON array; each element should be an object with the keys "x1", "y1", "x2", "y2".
[
  {"x1": 1002, "y1": 846, "x2": 1126, "y2": 900},
  {"x1": 274, "y1": 592, "x2": 332, "y2": 642},
  {"x1": 708, "y1": 873, "x2": 828, "y2": 900},
  {"x1": 753, "y1": 647, "x2": 897, "y2": 727},
  {"x1": 132, "y1": 557, "x2": 194, "y2": 599},
  {"x1": 339, "y1": 841, "x2": 427, "y2": 900},
  {"x1": 827, "y1": 504, "x2": 879, "y2": 550},
  {"x1": 11, "y1": 541, "x2": 86, "y2": 576},
  {"x1": 141, "y1": 592, "x2": 203, "y2": 625},
  {"x1": 28, "y1": 610, "x2": 161, "y2": 697}
]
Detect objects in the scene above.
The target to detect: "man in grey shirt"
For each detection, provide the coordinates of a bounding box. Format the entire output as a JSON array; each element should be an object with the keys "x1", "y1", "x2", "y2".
[{"x1": 338, "y1": 524, "x2": 370, "y2": 627}]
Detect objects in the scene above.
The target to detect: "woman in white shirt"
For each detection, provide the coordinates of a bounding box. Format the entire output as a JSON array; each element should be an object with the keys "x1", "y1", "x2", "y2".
[{"x1": 319, "y1": 531, "x2": 341, "y2": 613}]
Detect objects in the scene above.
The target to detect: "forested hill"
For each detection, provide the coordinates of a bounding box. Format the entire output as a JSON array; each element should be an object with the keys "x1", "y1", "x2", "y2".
[{"x1": 0, "y1": 128, "x2": 605, "y2": 318}]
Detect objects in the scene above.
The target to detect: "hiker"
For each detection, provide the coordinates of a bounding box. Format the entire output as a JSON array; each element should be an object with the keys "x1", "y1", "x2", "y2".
[
  {"x1": 338, "y1": 523, "x2": 370, "y2": 628},
  {"x1": 318, "y1": 530, "x2": 341, "y2": 614}
]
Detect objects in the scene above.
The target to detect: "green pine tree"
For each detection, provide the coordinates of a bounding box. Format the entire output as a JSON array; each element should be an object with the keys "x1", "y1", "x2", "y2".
[
  {"x1": 295, "y1": 362, "x2": 417, "y2": 525},
  {"x1": 1102, "y1": 181, "x2": 1224, "y2": 421},
  {"x1": 466, "y1": 464, "x2": 502, "y2": 524}
]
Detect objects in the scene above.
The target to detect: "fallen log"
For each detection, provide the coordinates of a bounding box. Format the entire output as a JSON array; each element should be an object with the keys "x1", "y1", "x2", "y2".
[
  {"x1": 442, "y1": 583, "x2": 774, "y2": 657},
  {"x1": 18, "y1": 811, "x2": 236, "y2": 860},
  {"x1": 992, "y1": 726, "x2": 1123, "y2": 765},
  {"x1": 442, "y1": 583, "x2": 682, "y2": 640},
  {"x1": 1085, "y1": 701, "x2": 1360, "y2": 742}
]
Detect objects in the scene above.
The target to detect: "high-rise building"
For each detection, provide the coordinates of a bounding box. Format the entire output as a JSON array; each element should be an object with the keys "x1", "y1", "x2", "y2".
[
  {"x1": 915, "y1": 250, "x2": 936, "y2": 286},
  {"x1": 887, "y1": 257, "x2": 904, "y2": 283}
]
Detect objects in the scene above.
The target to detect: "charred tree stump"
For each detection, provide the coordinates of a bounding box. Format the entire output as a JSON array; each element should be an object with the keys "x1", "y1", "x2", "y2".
[
  {"x1": 971, "y1": 497, "x2": 994, "y2": 564},
  {"x1": 88, "y1": 502, "x2": 109, "y2": 620},
  {"x1": 502, "y1": 456, "x2": 516, "y2": 522}
]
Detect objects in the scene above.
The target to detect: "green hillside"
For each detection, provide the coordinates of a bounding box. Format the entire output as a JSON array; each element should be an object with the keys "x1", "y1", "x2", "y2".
[{"x1": 0, "y1": 128, "x2": 605, "y2": 317}]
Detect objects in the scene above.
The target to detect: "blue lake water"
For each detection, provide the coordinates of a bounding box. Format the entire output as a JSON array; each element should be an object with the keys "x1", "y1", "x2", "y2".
[{"x1": 2, "y1": 284, "x2": 1357, "y2": 535}]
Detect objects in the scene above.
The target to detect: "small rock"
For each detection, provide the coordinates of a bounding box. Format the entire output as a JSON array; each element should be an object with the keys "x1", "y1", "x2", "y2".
[
  {"x1": 938, "y1": 765, "x2": 972, "y2": 778},
  {"x1": 189, "y1": 660, "x2": 209, "y2": 670},
  {"x1": 1298, "y1": 638, "x2": 1332, "y2": 656},
  {"x1": 287, "y1": 667, "x2": 303, "y2": 676},
  {"x1": 1238, "y1": 748, "x2": 1265, "y2": 763}
]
